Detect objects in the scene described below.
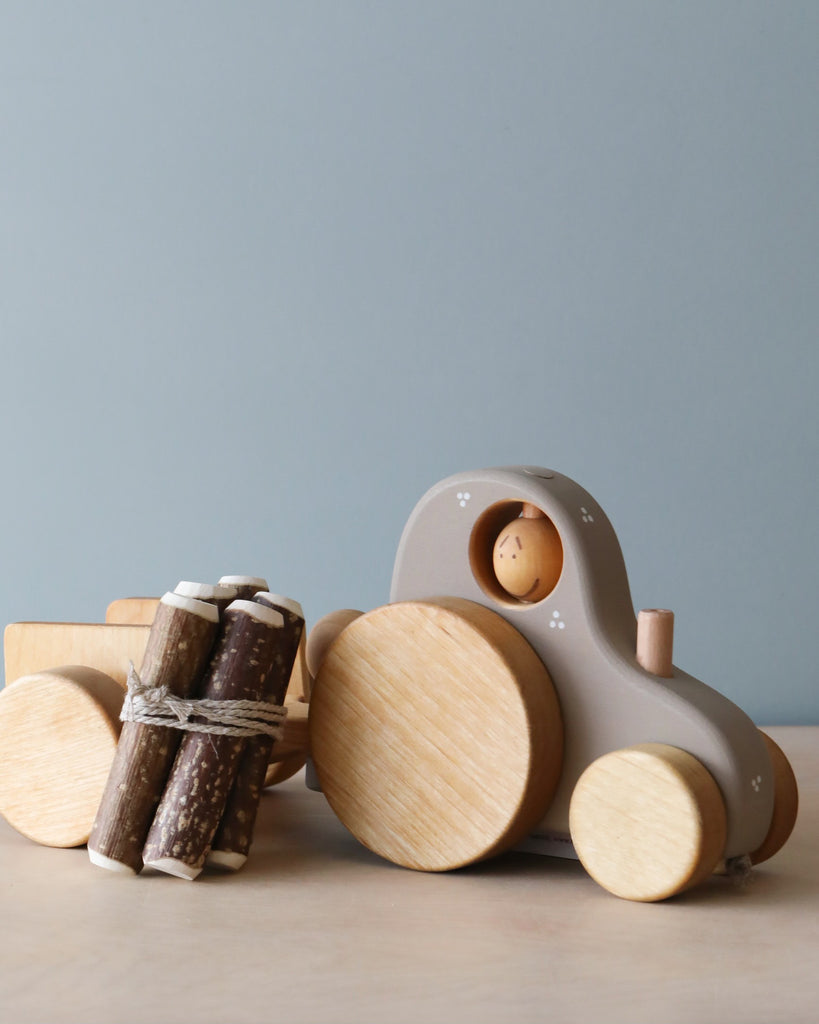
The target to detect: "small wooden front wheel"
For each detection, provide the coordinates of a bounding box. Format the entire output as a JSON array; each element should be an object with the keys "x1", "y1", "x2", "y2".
[
  {"x1": 310, "y1": 598, "x2": 563, "y2": 872},
  {"x1": 569, "y1": 744, "x2": 728, "y2": 902}
]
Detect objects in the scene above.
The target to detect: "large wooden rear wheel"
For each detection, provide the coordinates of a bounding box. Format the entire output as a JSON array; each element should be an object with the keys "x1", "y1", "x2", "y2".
[{"x1": 309, "y1": 598, "x2": 563, "y2": 871}]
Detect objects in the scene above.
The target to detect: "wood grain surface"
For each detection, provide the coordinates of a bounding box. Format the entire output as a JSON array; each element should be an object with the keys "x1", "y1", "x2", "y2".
[
  {"x1": 310, "y1": 598, "x2": 563, "y2": 871},
  {"x1": 105, "y1": 597, "x2": 161, "y2": 625},
  {"x1": 0, "y1": 666, "x2": 124, "y2": 847},
  {"x1": 4, "y1": 621, "x2": 151, "y2": 688},
  {"x1": 568, "y1": 742, "x2": 728, "y2": 901}
]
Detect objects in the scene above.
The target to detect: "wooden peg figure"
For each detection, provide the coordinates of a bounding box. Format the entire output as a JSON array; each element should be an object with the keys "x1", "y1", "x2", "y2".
[{"x1": 492, "y1": 503, "x2": 563, "y2": 603}]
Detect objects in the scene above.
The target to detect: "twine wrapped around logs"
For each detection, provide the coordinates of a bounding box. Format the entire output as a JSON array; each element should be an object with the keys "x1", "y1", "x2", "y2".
[{"x1": 120, "y1": 664, "x2": 288, "y2": 739}]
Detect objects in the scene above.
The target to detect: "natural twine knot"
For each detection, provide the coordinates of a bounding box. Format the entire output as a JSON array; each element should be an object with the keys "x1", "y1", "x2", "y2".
[{"x1": 120, "y1": 663, "x2": 288, "y2": 739}]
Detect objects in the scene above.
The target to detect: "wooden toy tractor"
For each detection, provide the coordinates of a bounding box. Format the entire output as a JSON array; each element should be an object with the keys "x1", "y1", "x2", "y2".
[
  {"x1": 306, "y1": 466, "x2": 798, "y2": 901},
  {"x1": 0, "y1": 471, "x2": 798, "y2": 901}
]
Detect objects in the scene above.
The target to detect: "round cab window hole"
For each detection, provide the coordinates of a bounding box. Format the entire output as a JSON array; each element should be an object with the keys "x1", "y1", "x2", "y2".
[{"x1": 469, "y1": 501, "x2": 563, "y2": 606}]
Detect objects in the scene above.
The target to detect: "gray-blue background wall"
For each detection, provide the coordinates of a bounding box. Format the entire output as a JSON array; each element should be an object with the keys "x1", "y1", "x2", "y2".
[{"x1": 1, "y1": 2, "x2": 816, "y2": 723}]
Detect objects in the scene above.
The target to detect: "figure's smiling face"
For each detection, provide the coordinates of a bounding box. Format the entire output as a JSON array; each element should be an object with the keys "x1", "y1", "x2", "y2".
[{"x1": 492, "y1": 515, "x2": 563, "y2": 603}]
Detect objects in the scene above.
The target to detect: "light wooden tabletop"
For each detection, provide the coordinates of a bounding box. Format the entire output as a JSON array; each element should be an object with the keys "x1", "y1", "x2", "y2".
[{"x1": 0, "y1": 726, "x2": 816, "y2": 1024}]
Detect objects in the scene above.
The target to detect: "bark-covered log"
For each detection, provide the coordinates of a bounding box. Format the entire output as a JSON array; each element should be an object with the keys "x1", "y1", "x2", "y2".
[
  {"x1": 87, "y1": 593, "x2": 220, "y2": 874},
  {"x1": 142, "y1": 599, "x2": 285, "y2": 879},
  {"x1": 207, "y1": 594, "x2": 304, "y2": 870}
]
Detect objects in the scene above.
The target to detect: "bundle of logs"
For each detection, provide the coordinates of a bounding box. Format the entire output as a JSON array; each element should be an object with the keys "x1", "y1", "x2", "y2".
[{"x1": 88, "y1": 577, "x2": 305, "y2": 879}]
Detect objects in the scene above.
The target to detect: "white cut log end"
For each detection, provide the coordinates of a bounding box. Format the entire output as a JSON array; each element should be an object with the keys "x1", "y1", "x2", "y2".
[
  {"x1": 205, "y1": 849, "x2": 247, "y2": 871},
  {"x1": 174, "y1": 581, "x2": 238, "y2": 601},
  {"x1": 87, "y1": 849, "x2": 138, "y2": 876},
  {"x1": 226, "y1": 599, "x2": 284, "y2": 629},
  {"x1": 254, "y1": 592, "x2": 304, "y2": 619},
  {"x1": 144, "y1": 857, "x2": 202, "y2": 881},
  {"x1": 159, "y1": 592, "x2": 220, "y2": 623},
  {"x1": 219, "y1": 575, "x2": 268, "y2": 589}
]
